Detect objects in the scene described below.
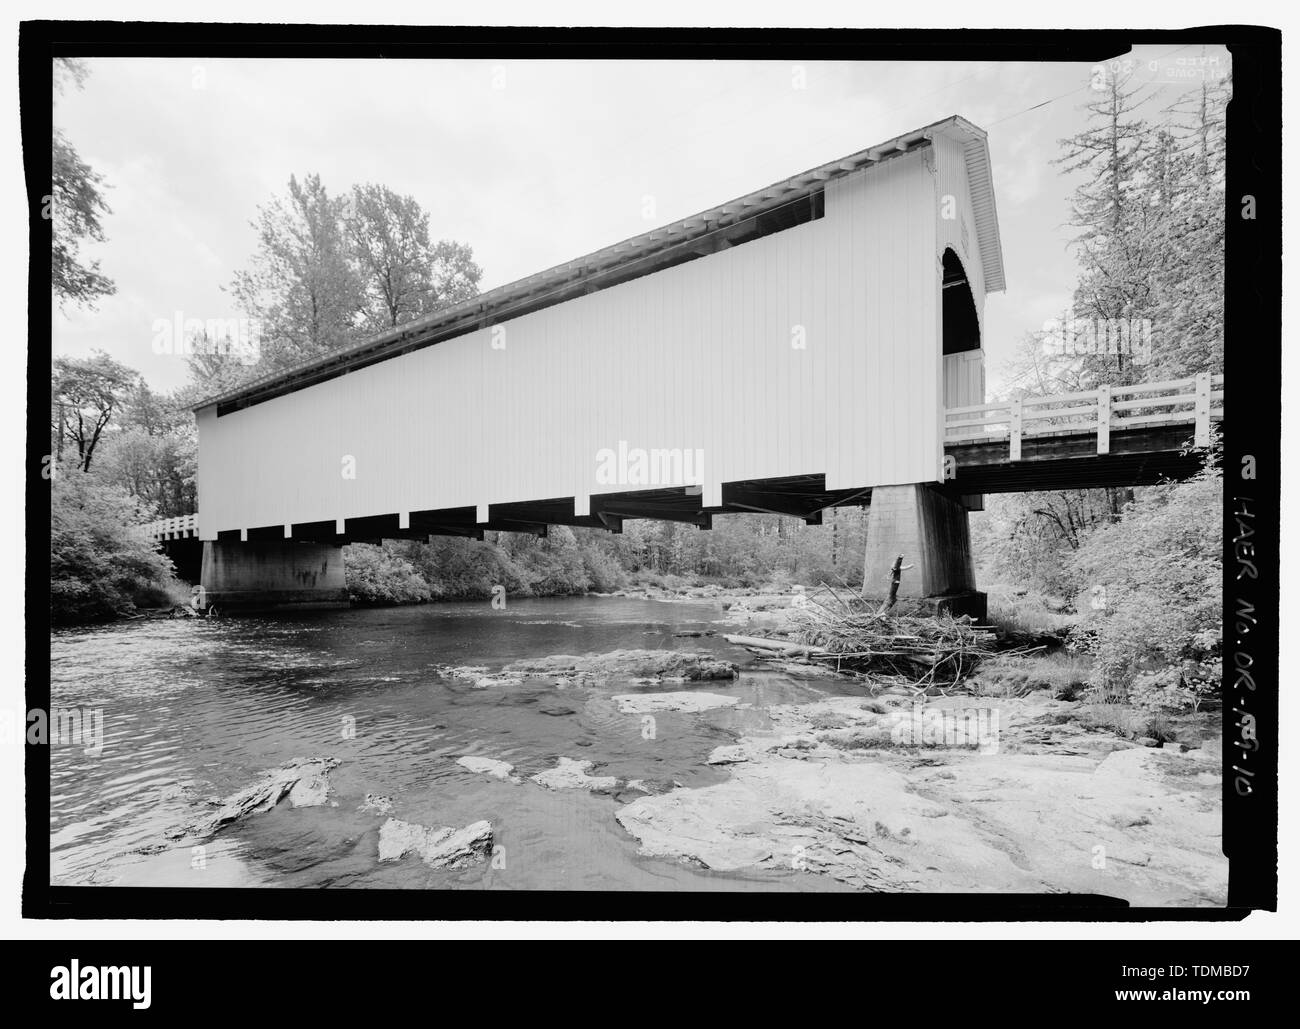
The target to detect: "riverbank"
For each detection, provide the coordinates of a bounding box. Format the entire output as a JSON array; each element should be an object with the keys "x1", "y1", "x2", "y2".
[
  {"x1": 49, "y1": 594, "x2": 1224, "y2": 901},
  {"x1": 614, "y1": 690, "x2": 1224, "y2": 903},
  {"x1": 599, "y1": 581, "x2": 815, "y2": 635},
  {"x1": 547, "y1": 589, "x2": 1224, "y2": 900}
]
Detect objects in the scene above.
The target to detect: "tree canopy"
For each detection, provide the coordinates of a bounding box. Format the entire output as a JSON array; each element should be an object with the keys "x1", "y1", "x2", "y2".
[{"x1": 52, "y1": 58, "x2": 115, "y2": 310}]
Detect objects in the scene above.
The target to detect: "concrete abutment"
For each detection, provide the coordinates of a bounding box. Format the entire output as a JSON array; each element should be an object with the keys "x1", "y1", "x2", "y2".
[
  {"x1": 862, "y1": 483, "x2": 986, "y2": 621},
  {"x1": 200, "y1": 541, "x2": 349, "y2": 612}
]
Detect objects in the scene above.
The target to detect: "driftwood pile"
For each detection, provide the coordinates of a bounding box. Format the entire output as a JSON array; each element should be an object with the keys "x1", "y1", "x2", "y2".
[{"x1": 774, "y1": 583, "x2": 997, "y2": 690}]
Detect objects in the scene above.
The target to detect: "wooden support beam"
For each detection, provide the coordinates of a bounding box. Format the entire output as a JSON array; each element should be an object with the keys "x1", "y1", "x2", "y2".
[
  {"x1": 813, "y1": 486, "x2": 871, "y2": 512},
  {"x1": 596, "y1": 512, "x2": 624, "y2": 534},
  {"x1": 492, "y1": 519, "x2": 548, "y2": 537},
  {"x1": 728, "y1": 500, "x2": 814, "y2": 519},
  {"x1": 600, "y1": 506, "x2": 701, "y2": 525},
  {"x1": 426, "y1": 525, "x2": 483, "y2": 540}
]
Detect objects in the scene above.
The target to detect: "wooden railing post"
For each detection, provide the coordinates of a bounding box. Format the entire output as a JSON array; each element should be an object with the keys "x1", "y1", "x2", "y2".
[
  {"x1": 1194, "y1": 372, "x2": 1211, "y2": 447},
  {"x1": 1096, "y1": 385, "x2": 1110, "y2": 455},
  {"x1": 1009, "y1": 399, "x2": 1022, "y2": 461}
]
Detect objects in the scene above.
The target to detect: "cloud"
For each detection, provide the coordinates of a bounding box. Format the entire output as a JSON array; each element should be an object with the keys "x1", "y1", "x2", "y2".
[{"x1": 51, "y1": 48, "x2": 1227, "y2": 393}]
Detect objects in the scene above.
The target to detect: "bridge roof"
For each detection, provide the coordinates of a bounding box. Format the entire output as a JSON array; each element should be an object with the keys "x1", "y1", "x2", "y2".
[{"x1": 200, "y1": 114, "x2": 1004, "y2": 413}]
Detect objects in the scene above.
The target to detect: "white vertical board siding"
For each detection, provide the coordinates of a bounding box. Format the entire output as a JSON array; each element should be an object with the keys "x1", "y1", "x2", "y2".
[
  {"x1": 934, "y1": 131, "x2": 988, "y2": 417},
  {"x1": 198, "y1": 147, "x2": 946, "y2": 537},
  {"x1": 943, "y1": 351, "x2": 985, "y2": 409},
  {"x1": 933, "y1": 132, "x2": 988, "y2": 322},
  {"x1": 822, "y1": 147, "x2": 939, "y2": 489}
]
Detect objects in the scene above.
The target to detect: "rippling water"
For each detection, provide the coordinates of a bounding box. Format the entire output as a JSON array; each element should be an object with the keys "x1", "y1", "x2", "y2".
[{"x1": 50, "y1": 596, "x2": 852, "y2": 891}]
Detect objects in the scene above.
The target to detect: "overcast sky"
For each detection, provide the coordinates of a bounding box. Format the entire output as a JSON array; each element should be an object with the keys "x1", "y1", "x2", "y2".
[{"x1": 51, "y1": 44, "x2": 1229, "y2": 395}]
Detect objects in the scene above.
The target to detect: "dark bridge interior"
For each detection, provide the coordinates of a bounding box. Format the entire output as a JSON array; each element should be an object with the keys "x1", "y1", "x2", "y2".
[{"x1": 942, "y1": 249, "x2": 980, "y2": 355}]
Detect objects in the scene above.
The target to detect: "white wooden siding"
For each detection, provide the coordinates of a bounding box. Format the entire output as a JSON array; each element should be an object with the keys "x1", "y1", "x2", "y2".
[
  {"x1": 933, "y1": 132, "x2": 989, "y2": 321},
  {"x1": 934, "y1": 131, "x2": 988, "y2": 444},
  {"x1": 943, "y1": 351, "x2": 985, "y2": 410},
  {"x1": 198, "y1": 146, "x2": 960, "y2": 538}
]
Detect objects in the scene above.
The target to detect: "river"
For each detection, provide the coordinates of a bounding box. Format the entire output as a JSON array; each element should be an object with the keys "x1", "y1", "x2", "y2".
[{"x1": 49, "y1": 595, "x2": 855, "y2": 891}]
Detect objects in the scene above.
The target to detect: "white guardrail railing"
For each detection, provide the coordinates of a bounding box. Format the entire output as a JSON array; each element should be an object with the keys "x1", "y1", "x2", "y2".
[
  {"x1": 944, "y1": 373, "x2": 1224, "y2": 459},
  {"x1": 142, "y1": 512, "x2": 200, "y2": 540}
]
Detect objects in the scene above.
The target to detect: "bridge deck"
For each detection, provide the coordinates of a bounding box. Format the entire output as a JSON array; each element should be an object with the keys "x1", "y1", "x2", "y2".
[
  {"x1": 947, "y1": 423, "x2": 1211, "y2": 493},
  {"x1": 148, "y1": 375, "x2": 1222, "y2": 543}
]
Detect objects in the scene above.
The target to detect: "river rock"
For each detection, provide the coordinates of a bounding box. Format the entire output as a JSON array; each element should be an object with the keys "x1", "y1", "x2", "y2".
[
  {"x1": 436, "y1": 664, "x2": 488, "y2": 679},
  {"x1": 166, "y1": 757, "x2": 340, "y2": 842},
  {"x1": 506, "y1": 649, "x2": 737, "y2": 682},
  {"x1": 530, "y1": 756, "x2": 618, "y2": 792},
  {"x1": 288, "y1": 764, "x2": 335, "y2": 807},
  {"x1": 612, "y1": 691, "x2": 740, "y2": 714},
  {"x1": 614, "y1": 695, "x2": 1227, "y2": 904},
  {"x1": 475, "y1": 674, "x2": 525, "y2": 689},
  {"x1": 434, "y1": 665, "x2": 524, "y2": 689},
  {"x1": 457, "y1": 755, "x2": 520, "y2": 782},
  {"x1": 378, "y1": 818, "x2": 493, "y2": 868},
  {"x1": 359, "y1": 793, "x2": 394, "y2": 815}
]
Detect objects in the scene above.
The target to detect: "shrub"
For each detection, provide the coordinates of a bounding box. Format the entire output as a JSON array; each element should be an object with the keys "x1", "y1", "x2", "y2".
[
  {"x1": 974, "y1": 652, "x2": 1092, "y2": 699},
  {"x1": 985, "y1": 590, "x2": 1078, "y2": 636},
  {"x1": 1129, "y1": 666, "x2": 1196, "y2": 741},
  {"x1": 580, "y1": 543, "x2": 629, "y2": 593},
  {"x1": 407, "y1": 537, "x2": 528, "y2": 599},
  {"x1": 51, "y1": 468, "x2": 183, "y2": 624},
  {"x1": 1068, "y1": 458, "x2": 1221, "y2": 700},
  {"x1": 343, "y1": 543, "x2": 431, "y2": 605},
  {"x1": 1063, "y1": 702, "x2": 1143, "y2": 737},
  {"x1": 508, "y1": 526, "x2": 590, "y2": 596}
]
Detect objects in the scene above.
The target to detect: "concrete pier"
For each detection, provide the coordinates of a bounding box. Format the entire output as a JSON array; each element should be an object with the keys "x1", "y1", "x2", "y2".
[
  {"x1": 862, "y1": 483, "x2": 985, "y2": 620},
  {"x1": 200, "y1": 542, "x2": 349, "y2": 612}
]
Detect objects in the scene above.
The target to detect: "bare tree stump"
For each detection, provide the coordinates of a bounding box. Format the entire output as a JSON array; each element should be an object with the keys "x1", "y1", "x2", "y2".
[{"x1": 877, "y1": 554, "x2": 913, "y2": 615}]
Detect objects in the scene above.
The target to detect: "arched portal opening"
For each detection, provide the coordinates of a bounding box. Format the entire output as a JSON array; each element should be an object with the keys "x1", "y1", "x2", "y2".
[
  {"x1": 941, "y1": 248, "x2": 985, "y2": 413},
  {"x1": 941, "y1": 249, "x2": 980, "y2": 355},
  {"x1": 940, "y1": 248, "x2": 986, "y2": 515}
]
